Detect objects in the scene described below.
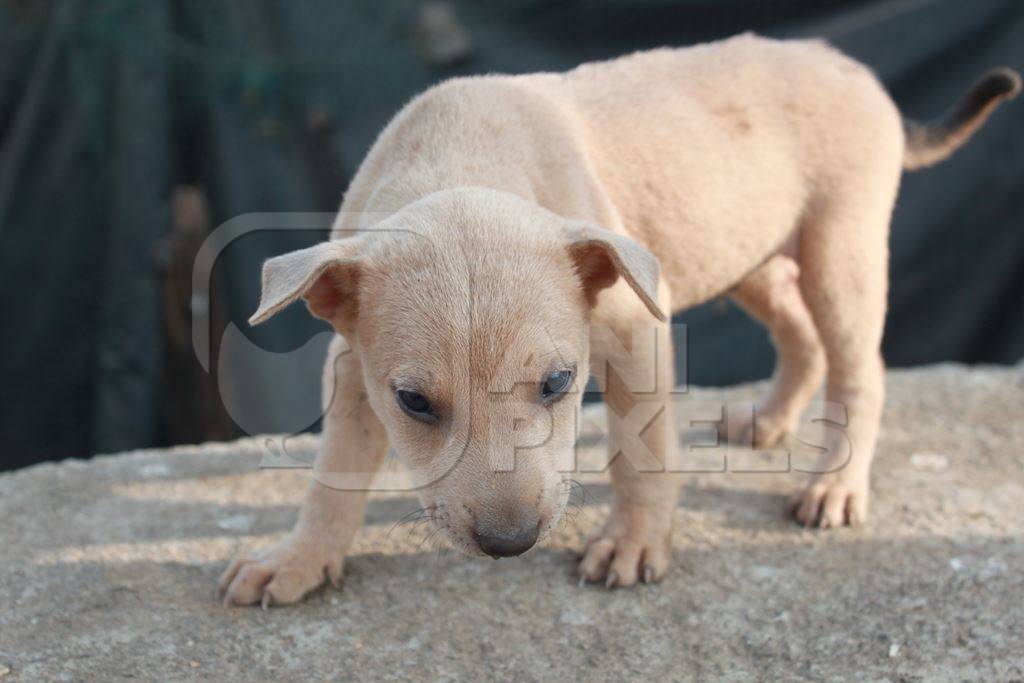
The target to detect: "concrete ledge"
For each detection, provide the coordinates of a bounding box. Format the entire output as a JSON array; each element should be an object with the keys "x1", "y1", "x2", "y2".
[{"x1": 2, "y1": 364, "x2": 1022, "y2": 680}]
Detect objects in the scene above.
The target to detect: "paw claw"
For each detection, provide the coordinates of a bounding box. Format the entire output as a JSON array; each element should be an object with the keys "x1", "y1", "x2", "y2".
[
  {"x1": 721, "y1": 410, "x2": 792, "y2": 449},
  {"x1": 217, "y1": 537, "x2": 344, "y2": 608},
  {"x1": 578, "y1": 511, "x2": 672, "y2": 590},
  {"x1": 790, "y1": 477, "x2": 868, "y2": 529}
]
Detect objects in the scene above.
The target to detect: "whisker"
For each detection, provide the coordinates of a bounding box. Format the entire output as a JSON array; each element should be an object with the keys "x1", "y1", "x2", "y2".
[
  {"x1": 404, "y1": 515, "x2": 440, "y2": 543},
  {"x1": 386, "y1": 505, "x2": 439, "y2": 539},
  {"x1": 551, "y1": 479, "x2": 593, "y2": 532},
  {"x1": 558, "y1": 478, "x2": 592, "y2": 508},
  {"x1": 416, "y1": 526, "x2": 442, "y2": 554},
  {"x1": 578, "y1": 484, "x2": 593, "y2": 508},
  {"x1": 432, "y1": 535, "x2": 453, "y2": 558}
]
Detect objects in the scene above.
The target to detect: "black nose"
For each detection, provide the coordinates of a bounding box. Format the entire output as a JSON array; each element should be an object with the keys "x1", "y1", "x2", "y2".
[{"x1": 474, "y1": 524, "x2": 540, "y2": 558}]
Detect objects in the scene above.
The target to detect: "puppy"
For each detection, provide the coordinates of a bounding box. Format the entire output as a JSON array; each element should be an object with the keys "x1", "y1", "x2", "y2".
[{"x1": 219, "y1": 33, "x2": 1019, "y2": 606}]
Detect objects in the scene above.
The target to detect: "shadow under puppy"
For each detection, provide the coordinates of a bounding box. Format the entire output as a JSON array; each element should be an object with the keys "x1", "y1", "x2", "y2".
[{"x1": 219, "y1": 33, "x2": 1019, "y2": 607}]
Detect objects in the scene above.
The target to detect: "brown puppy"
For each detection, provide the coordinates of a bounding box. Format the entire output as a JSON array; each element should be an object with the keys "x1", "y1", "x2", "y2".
[{"x1": 219, "y1": 33, "x2": 1020, "y2": 606}]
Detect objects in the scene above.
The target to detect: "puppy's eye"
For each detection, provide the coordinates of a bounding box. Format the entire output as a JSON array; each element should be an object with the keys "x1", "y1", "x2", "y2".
[
  {"x1": 540, "y1": 367, "x2": 575, "y2": 404},
  {"x1": 396, "y1": 389, "x2": 435, "y2": 422}
]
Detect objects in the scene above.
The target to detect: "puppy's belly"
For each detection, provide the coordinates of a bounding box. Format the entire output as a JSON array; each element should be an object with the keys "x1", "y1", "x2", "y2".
[{"x1": 608, "y1": 168, "x2": 806, "y2": 312}]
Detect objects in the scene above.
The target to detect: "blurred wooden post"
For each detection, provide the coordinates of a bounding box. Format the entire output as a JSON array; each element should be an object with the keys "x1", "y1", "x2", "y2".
[{"x1": 157, "y1": 186, "x2": 238, "y2": 445}]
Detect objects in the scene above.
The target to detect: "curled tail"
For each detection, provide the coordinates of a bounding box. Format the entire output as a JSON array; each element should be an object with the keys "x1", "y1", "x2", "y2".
[{"x1": 903, "y1": 67, "x2": 1021, "y2": 171}]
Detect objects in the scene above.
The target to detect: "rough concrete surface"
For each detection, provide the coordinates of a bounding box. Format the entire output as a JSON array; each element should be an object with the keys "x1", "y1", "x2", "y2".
[{"x1": 1, "y1": 364, "x2": 1022, "y2": 681}]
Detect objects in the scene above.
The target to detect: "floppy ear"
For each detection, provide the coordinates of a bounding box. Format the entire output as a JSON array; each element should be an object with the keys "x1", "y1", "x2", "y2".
[
  {"x1": 249, "y1": 238, "x2": 366, "y2": 329},
  {"x1": 564, "y1": 223, "x2": 667, "y2": 322}
]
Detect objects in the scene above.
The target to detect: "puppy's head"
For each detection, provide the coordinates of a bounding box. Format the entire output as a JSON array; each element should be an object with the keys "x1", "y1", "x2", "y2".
[{"x1": 251, "y1": 188, "x2": 664, "y2": 557}]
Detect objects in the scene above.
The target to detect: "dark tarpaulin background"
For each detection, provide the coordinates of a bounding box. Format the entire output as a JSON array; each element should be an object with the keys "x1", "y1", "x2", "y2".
[{"x1": 1, "y1": 0, "x2": 1021, "y2": 470}]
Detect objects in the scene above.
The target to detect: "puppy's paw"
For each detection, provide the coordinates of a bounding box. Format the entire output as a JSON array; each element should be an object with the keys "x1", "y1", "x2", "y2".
[
  {"x1": 788, "y1": 475, "x2": 868, "y2": 528},
  {"x1": 719, "y1": 409, "x2": 792, "y2": 449},
  {"x1": 577, "y1": 506, "x2": 672, "y2": 588},
  {"x1": 218, "y1": 534, "x2": 343, "y2": 608}
]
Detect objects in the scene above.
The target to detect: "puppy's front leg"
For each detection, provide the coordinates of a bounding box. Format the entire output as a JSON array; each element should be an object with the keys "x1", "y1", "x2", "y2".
[
  {"x1": 579, "y1": 295, "x2": 681, "y2": 587},
  {"x1": 219, "y1": 336, "x2": 388, "y2": 607}
]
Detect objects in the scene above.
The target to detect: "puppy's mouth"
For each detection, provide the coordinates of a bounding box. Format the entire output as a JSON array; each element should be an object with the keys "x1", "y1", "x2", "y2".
[
  {"x1": 417, "y1": 481, "x2": 572, "y2": 558},
  {"x1": 401, "y1": 502, "x2": 487, "y2": 557}
]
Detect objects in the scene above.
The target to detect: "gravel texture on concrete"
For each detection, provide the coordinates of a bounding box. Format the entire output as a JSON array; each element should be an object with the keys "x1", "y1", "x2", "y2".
[{"x1": 1, "y1": 364, "x2": 1022, "y2": 681}]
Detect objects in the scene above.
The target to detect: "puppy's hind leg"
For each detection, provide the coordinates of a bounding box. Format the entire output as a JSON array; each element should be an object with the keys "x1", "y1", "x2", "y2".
[
  {"x1": 789, "y1": 183, "x2": 897, "y2": 528},
  {"x1": 723, "y1": 255, "x2": 826, "y2": 448}
]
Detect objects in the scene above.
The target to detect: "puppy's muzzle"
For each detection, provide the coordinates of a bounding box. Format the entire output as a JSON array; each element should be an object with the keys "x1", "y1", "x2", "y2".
[{"x1": 473, "y1": 521, "x2": 541, "y2": 558}]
